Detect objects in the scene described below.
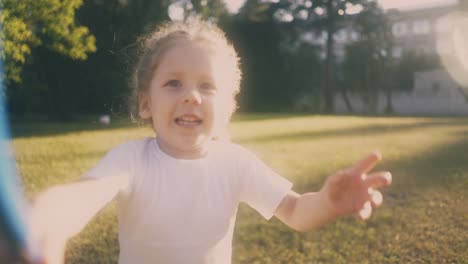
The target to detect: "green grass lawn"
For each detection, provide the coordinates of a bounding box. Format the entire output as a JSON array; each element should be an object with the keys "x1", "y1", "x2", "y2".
[{"x1": 12, "y1": 115, "x2": 468, "y2": 263}]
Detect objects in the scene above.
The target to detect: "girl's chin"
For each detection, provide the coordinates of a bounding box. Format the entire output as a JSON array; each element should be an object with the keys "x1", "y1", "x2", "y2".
[{"x1": 158, "y1": 135, "x2": 213, "y2": 156}]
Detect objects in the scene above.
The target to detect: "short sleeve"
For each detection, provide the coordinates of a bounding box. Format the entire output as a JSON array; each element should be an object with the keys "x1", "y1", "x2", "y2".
[
  {"x1": 81, "y1": 141, "x2": 136, "y2": 197},
  {"x1": 237, "y1": 147, "x2": 293, "y2": 220}
]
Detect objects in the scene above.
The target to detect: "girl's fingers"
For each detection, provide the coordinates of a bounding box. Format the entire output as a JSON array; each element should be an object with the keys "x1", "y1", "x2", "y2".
[
  {"x1": 365, "y1": 171, "x2": 392, "y2": 189},
  {"x1": 350, "y1": 151, "x2": 382, "y2": 176},
  {"x1": 369, "y1": 189, "x2": 383, "y2": 207},
  {"x1": 357, "y1": 201, "x2": 372, "y2": 220},
  {"x1": 357, "y1": 188, "x2": 382, "y2": 220}
]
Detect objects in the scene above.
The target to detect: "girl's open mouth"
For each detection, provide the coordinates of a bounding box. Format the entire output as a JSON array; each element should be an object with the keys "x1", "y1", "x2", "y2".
[{"x1": 175, "y1": 115, "x2": 203, "y2": 126}]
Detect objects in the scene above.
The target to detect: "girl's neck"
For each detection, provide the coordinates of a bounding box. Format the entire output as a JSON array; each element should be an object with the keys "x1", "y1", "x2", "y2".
[{"x1": 155, "y1": 137, "x2": 209, "y2": 160}]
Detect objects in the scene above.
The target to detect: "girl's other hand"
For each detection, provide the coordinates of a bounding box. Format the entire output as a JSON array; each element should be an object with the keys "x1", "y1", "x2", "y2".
[
  {"x1": 28, "y1": 202, "x2": 67, "y2": 264},
  {"x1": 320, "y1": 152, "x2": 392, "y2": 220}
]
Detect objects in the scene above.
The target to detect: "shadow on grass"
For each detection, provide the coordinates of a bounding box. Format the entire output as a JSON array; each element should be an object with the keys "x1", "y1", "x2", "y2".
[
  {"x1": 11, "y1": 113, "x2": 306, "y2": 139},
  {"x1": 232, "y1": 113, "x2": 318, "y2": 122},
  {"x1": 12, "y1": 115, "x2": 468, "y2": 140},
  {"x1": 237, "y1": 119, "x2": 468, "y2": 144},
  {"x1": 386, "y1": 131, "x2": 468, "y2": 190},
  {"x1": 12, "y1": 113, "x2": 306, "y2": 139},
  {"x1": 291, "y1": 127, "x2": 468, "y2": 194},
  {"x1": 11, "y1": 118, "x2": 138, "y2": 139},
  {"x1": 235, "y1": 129, "x2": 468, "y2": 263},
  {"x1": 371, "y1": 132, "x2": 468, "y2": 261},
  {"x1": 17, "y1": 150, "x2": 105, "y2": 165}
]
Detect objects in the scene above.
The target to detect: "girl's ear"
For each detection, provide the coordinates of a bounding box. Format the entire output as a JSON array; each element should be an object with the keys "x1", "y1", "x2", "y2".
[{"x1": 138, "y1": 92, "x2": 152, "y2": 119}]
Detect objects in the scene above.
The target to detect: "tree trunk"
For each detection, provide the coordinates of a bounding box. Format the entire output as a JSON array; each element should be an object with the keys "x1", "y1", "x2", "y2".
[
  {"x1": 365, "y1": 61, "x2": 371, "y2": 114},
  {"x1": 324, "y1": 0, "x2": 335, "y2": 113},
  {"x1": 385, "y1": 85, "x2": 394, "y2": 114},
  {"x1": 340, "y1": 87, "x2": 353, "y2": 113}
]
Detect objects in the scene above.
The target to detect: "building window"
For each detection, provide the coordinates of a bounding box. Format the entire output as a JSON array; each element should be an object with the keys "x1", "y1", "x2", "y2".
[
  {"x1": 392, "y1": 22, "x2": 408, "y2": 37},
  {"x1": 413, "y1": 19, "x2": 431, "y2": 34},
  {"x1": 392, "y1": 46, "x2": 402, "y2": 58}
]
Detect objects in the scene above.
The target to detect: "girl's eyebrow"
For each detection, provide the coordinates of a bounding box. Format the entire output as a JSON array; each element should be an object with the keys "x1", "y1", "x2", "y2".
[{"x1": 163, "y1": 71, "x2": 214, "y2": 82}]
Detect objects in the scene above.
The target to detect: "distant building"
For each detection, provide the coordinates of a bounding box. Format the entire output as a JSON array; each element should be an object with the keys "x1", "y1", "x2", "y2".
[
  {"x1": 331, "y1": 2, "x2": 468, "y2": 115},
  {"x1": 300, "y1": 2, "x2": 459, "y2": 60},
  {"x1": 386, "y1": 5, "x2": 456, "y2": 59},
  {"x1": 334, "y1": 69, "x2": 468, "y2": 115}
]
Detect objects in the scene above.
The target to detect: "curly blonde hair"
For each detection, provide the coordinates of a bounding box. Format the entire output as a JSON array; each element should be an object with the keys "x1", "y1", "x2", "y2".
[{"x1": 130, "y1": 18, "x2": 241, "y2": 125}]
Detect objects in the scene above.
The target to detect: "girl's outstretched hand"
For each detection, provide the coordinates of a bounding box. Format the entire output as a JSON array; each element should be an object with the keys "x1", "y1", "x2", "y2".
[
  {"x1": 319, "y1": 152, "x2": 392, "y2": 220},
  {"x1": 28, "y1": 193, "x2": 69, "y2": 264}
]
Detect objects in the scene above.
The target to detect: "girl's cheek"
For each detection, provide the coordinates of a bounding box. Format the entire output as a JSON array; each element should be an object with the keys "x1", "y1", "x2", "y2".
[{"x1": 216, "y1": 96, "x2": 234, "y2": 121}]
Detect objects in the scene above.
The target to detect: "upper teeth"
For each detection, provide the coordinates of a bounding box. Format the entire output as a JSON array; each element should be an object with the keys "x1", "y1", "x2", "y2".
[{"x1": 179, "y1": 116, "x2": 199, "y2": 122}]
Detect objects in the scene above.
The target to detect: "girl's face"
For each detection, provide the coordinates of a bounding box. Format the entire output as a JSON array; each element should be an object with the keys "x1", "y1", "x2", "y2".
[{"x1": 139, "y1": 42, "x2": 232, "y2": 159}]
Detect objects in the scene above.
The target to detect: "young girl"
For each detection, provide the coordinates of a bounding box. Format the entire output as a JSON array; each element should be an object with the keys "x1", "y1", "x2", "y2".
[{"x1": 30, "y1": 19, "x2": 392, "y2": 264}]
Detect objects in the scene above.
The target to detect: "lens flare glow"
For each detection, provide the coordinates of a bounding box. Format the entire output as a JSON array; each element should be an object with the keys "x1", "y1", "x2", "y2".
[
  {"x1": 436, "y1": 12, "x2": 468, "y2": 95},
  {"x1": 0, "y1": 21, "x2": 41, "y2": 263}
]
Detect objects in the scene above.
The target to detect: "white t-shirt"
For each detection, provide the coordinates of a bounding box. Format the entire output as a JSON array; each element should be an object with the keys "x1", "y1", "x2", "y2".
[{"x1": 82, "y1": 137, "x2": 292, "y2": 264}]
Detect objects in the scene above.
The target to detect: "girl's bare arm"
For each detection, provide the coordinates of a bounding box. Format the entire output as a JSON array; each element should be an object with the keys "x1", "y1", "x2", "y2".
[
  {"x1": 30, "y1": 175, "x2": 128, "y2": 264},
  {"x1": 274, "y1": 152, "x2": 391, "y2": 232}
]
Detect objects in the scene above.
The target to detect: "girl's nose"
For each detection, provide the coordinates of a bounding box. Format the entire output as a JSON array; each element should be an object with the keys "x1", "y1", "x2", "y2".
[{"x1": 183, "y1": 88, "x2": 202, "y2": 104}]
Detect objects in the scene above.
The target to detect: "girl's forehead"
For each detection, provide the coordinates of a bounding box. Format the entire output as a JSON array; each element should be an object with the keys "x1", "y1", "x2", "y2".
[
  {"x1": 162, "y1": 43, "x2": 212, "y2": 63},
  {"x1": 156, "y1": 42, "x2": 224, "y2": 78}
]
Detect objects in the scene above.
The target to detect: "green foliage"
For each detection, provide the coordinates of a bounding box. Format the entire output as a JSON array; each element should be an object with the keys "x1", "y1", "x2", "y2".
[
  {"x1": 0, "y1": 0, "x2": 96, "y2": 83},
  {"x1": 5, "y1": 0, "x2": 171, "y2": 118},
  {"x1": 3, "y1": 0, "x2": 440, "y2": 118},
  {"x1": 246, "y1": 0, "x2": 390, "y2": 113},
  {"x1": 225, "y1": 0, "x2": 324, "y2": 112},
  {"x1": 224, "y1": 15, "x2": 322, "y2": 112},
  {"x1": 0, "y1": 5, "x2": 36, "y2": 83},
  {"x1": 237, "y1": 0, "x2": 271, "y2": 22},
  {"x1": 12, "y1": 115, "x2": 468, "y2": 263},
  {"x1": 225, "y1": 19, "x2": 287, "y2": 111},
  {"x1": 342, "y1": 4, "x2": 393, "y2": 113},
  {"x1": 186, "y1": 0, "x2": 229, "y2": 21}
]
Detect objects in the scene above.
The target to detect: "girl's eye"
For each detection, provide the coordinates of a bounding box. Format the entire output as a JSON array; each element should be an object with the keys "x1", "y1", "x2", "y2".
[
  {"x1": 165, "y1": 79, "x2": 182, "y2": 88},
  {"x1": 200, "y1": 82, "x2": 216, "y2": 93}
]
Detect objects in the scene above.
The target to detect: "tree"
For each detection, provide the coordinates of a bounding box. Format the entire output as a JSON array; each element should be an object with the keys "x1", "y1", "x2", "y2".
[
  {"x1": 167, "y1": 0, "x2": 229, "y2": 21},
  {"x1": 0, "y1": 0, "x2": 96, "y2": 83},
  {"x1": 4, "y1": 0, "x2": 173, "y2": 118},
  {"x1": 75, "y1": 0, "x2": 170, "y2": 116},
  {"x1": 263, "y1": 0, "x2": 387, "y2": 113},
  {"x1": 343, "y1": 40, "x2": 388, "y2": 114},
  {"x1": 225, "y1": 0, "x2": 322, "y2": 112},
  {"x1": 342, "y1": 1, "x2": 393, "y2": 114}
]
